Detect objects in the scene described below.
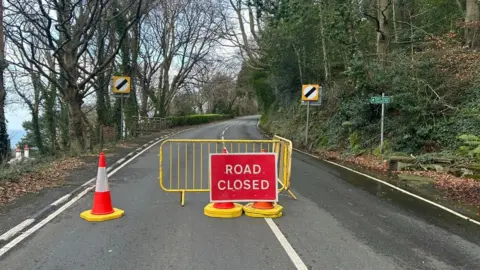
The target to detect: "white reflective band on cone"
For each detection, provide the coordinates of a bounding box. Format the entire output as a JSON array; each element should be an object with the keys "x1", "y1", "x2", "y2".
[{"x1": 95, "y1": 167, "x2": 110, "y2": 192}]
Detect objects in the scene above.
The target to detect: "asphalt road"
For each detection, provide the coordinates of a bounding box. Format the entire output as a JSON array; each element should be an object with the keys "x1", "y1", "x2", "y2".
[{"x1": 0, "y1": 116, "x2": 479, "y2": 270}]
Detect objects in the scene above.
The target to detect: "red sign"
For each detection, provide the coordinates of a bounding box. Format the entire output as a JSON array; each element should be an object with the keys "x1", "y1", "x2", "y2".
[{"x1": 209, "y1": 153, "x2": 278, "y2": 202}]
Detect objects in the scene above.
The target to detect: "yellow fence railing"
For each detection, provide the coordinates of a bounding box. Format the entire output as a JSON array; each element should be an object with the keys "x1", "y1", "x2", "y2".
[
  {"x1": 159, "y1": 138, "x2": 296, "y2": 206},
  {"x1": 273, "y1": 135, "x2": 293, "y2": 190}
]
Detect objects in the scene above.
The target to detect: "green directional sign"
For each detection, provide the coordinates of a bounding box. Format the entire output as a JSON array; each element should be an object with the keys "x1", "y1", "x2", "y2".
[{"x1": 370, "y1": 96, "x2": 391, "y2": 104}]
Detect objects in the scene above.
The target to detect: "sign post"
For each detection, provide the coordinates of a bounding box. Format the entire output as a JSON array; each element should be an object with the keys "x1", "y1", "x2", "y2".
[
  {"x1": 209, "y1": 153, "x2": 278, "y2": 202},
  {"x1": 301, "y1": 84, "x2": 320, "y2": 146},
  {"x1": 306, "y1": 101, "x2": 310, "y2": 145},
  {"x1": 112, "y1": 76, "x2": 131, "y2": 139},
  {"x1": 369, "y1": 93, "x2": 391, "y2": 154}
]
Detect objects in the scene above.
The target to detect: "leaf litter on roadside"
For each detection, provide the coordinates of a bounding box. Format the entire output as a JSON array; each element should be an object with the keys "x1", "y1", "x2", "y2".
[
  {"x1": 0, "y1": 158, "x2": 85, "y2": 206},
  {"x1": 315, "y1": 150, "x2": 480, "y2": 207}
]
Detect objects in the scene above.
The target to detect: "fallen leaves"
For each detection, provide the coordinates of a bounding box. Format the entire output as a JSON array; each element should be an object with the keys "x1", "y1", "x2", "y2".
[
  {"x1": 317, "y1": 151, "x2": 389, "y2": 172},
  {"x1": 0, "y1": 158, "x2": 85, "y2": 206},
  {"x1": 315, "y1": 150, "x2": 480, "y2": 206}
]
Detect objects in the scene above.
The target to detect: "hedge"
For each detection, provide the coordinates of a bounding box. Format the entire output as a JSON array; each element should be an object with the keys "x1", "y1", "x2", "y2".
[{"x1": 167, "y1": 114, "x2": 233, "y2": 126}]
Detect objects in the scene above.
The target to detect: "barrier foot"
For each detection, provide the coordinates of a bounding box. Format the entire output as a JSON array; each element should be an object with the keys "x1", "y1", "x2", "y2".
[
  {"x1": 243, "y1": 202, "x2": 283, "y2": 218},
  {"x1": 180, "y1": 191, "x2": 185, "y2": 206},
  {"x1": 285, "y1": 189, "x2": 297, "y2": 200},
  {"x1": 204, "y1": 203, "x2": 243, "y2": 218}
]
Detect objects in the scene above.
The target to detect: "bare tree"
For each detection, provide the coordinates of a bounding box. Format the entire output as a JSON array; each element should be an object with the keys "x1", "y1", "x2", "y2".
[
  {"x1": 144, "y1": 0, "x2": 224, "y2": 117},
  {"x1": 4, "y1": 0, "x2": 145, "y2": 153},
  {"x1": 0, "y1": 0, "x2": 8, "y2": 162},
  {"x1": 219, "y1": 0, "x2": 265, "y2": 69},
  {"x1": 7, "y1": 63, "x2": 44, "y2": 154},
  {"x1": 136, "y1": 10, "x2": 165, "y2": 117}
]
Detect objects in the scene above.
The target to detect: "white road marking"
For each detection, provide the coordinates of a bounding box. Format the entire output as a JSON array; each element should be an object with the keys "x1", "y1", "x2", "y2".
[
  {"x1": 0, "y1": 187, "x2": 93, "y2": 257},
  {"x1": 222, "y1": 122, "x2": 308, "y2": 269},
  {"x1": 294, "y1": 148, "x2": 480, "y2": 226},
  {"x1": 221, "y1": 123, "x2": 237, "y2": 145},
  {"x1": 265, "y1": 218, "x2": 308, "y2": 270},
  {"x1": 0, "y1": 129, "x2": 193, "y2": 257},
  {"x1": 256, "y1": 118, "x2": 480, "y2": 226},
  {"x1": 51, "y1": 194, "x2": 71, "y2": 206},
  {"x1": 0, "y1": 219, "x2": 35, "y2": 241}
]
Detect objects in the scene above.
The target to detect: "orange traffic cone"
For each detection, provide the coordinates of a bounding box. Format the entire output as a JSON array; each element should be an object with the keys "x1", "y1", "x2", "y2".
[
  {"x1": 204, "y1": 147, "x2": 243, "y2": 218},
  {"x1": 80, "y1": 152, "x2": 124, "y2": 222},
  {"x1": 243, "y1": 148, "x2": 283, "y2": 218}
]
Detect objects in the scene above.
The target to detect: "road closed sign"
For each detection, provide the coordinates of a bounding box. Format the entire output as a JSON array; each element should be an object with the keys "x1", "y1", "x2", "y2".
[{"x1": 209, "y1": 153, "x2": 278, "y2": 202}]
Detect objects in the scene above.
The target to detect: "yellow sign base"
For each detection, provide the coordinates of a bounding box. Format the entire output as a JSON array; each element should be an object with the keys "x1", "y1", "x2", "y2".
[
  {"x1": 243, "y1": 203, "x2": 283, "y2": 218},
  {"x1": 204, "y1": 203, "x2": 243, "y2": 218}
]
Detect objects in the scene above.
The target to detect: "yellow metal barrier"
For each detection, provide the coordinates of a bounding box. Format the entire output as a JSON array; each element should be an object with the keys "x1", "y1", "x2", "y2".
[
  {"x1": 159, "y1": 139, "x2": 295, "y2": 206},
  {"x1": 273, "y1": 135, "x2": 296, "y2": 200}
]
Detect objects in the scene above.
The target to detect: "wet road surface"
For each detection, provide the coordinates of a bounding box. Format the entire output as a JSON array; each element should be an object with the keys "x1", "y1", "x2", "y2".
[{"x1": 0, "y1": 116, "x2": 479, "y2": 270}]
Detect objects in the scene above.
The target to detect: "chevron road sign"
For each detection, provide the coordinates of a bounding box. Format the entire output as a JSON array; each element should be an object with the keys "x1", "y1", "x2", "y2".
[
  {"x1": 302, "y1": 84, "x2": 319, "y2": 101},
  {"x1": 112, "y1": 76, "x2": 131, "y2": 94}
]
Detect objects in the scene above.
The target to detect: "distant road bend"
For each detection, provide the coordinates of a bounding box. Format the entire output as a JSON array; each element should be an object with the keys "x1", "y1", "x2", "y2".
[{"x1": 0, "y1": 115, "x2": 479, "y2": 270}]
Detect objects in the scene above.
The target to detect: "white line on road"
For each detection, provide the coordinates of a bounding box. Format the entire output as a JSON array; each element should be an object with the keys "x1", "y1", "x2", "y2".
[
  {"x1": 222, "y1": 122, "x2": 308, "y2": 269},
  {"x1": 256, "y1": 118, "x2": 480, "y2": 226},
  {"x1": 221, "y1": 123, "x2": 237, "y2": 144},
  {"x1": 265, "y1": 218, "x2": 308, "y2": 270},
  {"x1": 0, "y1": 128, "x2": 193, "y2": 258},
  {"x1": 51, "y1": 194, "x2": 71, "y2": 206},
  {"x1": 0, "y1": 187, "x2": 93, "y2": 257},
  {"x1": 294, "y1": 148, "x2": 480, "y2": 226},
  {"x1": 0, "y1": 219, "x2": 35, "y2": 241}
]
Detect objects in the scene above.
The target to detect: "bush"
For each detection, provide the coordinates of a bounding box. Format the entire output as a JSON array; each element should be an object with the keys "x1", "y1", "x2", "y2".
[{"x1": 167, "y1": 114, "x2": 233, "y2": 127}]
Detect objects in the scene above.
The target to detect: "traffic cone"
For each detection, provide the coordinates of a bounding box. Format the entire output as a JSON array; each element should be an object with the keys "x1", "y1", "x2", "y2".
[
  {"x1": 243, "y1": 148, "x2": 283, "y2": 218},
  {"x1": 204, "y1": 147, "x2": 243, "y2": 218},
  {"x1": 80, "y1": 152, "x2": 124, "y2": 222}
]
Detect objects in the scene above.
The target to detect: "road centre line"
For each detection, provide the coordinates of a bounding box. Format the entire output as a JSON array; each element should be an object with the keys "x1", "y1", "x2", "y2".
[
  {"x1": 265, "y1": 218, "x2": 308, "y2": 270},
  {"x1": 221, "y1": 125, "x2": 308, "y2": 270},
  {"x1": 221, "y1": 122, "x2": 237, "y2": 142}
]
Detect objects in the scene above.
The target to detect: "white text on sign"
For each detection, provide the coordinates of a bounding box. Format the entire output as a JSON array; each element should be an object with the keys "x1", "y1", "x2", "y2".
[
  {"x1": 210, "y1": 153, "x2": 278, "y2": 202},
  {"x1": 220, "y1": 164, "x2": 269, "y2": 190},
  {"x1": 225, "y1": 164, "x2": 261, "y2": 174}
]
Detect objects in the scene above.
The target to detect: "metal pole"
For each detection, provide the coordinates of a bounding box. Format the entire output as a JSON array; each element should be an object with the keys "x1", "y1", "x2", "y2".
[
  {"x1": 120, "y1": 94, "x2": 124, "y2": 139},
  {"x1": 305, "y1": 100, "x2": 310, "y2": 146},
  {"x1": 380, "y1": 92, "x2": 385, "y2": 154}
]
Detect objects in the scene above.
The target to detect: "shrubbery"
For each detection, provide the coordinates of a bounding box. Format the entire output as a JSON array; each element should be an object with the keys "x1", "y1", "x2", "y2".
[{"x1": 167, "y1": 114, "x2": 233, "y2": 127}]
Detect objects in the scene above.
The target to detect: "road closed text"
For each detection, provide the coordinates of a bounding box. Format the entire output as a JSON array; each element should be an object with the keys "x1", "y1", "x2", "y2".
[
  {"x1": 218, "y1": 164, "x2": 270, "y2": 190},
  {"x1": 210, "y1": 153, "x2": 278, "y2": 202}
]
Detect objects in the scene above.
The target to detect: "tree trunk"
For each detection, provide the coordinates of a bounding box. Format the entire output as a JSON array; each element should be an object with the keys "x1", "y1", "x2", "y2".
[
  {"x1": 140, "y1": 78, "x2": 149, "y2": 117},
  {"x1": 377, "y1": 0, "x2": 389, "y2": 64},
  {"x1": 319, "y1": 1, "x2": 329, "y2": 83},
  {"x1": 0, "y1": 0, "x2": 8, "y2": 163},
  {"x1": 125, "y1": 21, "x2": 140, "y2": 136},
  {"x1": 65, "y1": 90, "x2": 86, "y2": 154},
  {"x1": 465, "y1": 0, "x2": 480, "y2": 48},
  {"x1": 31, "y1": 109, "x2": 44, "y2": 154},
  {"x1": 44, "y1": 82, "x2": 57, "y2": 154},
  {"x1": 392, "y1": 0, "x2": 398, "y2": 42}
]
